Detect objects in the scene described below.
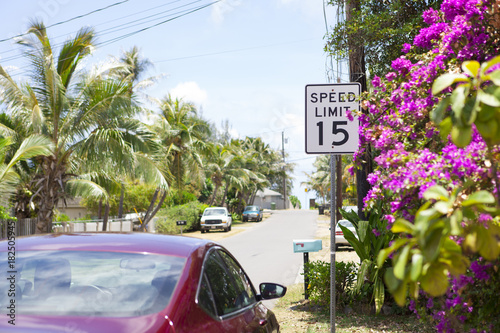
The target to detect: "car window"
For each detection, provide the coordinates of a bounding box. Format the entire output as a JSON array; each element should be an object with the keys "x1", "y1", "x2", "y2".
[
  {"x1": 201, "y1": 249, "x2": 256, "y2": 317},
  {"x1": 203, "y1": 250, "x2": 242, "y2": 316},
  {"x1": 339, "y1": 220, "x2": 354, "y2": 228},
  {"x1": 197, "y1": 274, "x2": 217, "y2": 317},
  {"x1": 204, "y1": 209, "x2": 226, "y2": 216},
  {"x1": 217, "y1": 250, "x2": 256, "y2": 308},
  {"x1": 0, "y1": 251, "x2": 185, "y2": 317}
]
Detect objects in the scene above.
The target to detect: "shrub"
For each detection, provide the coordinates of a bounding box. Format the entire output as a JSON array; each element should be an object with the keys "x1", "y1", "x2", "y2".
[
  {"x1": 155, "y1": 201, "x2": 208, "y2": 234},
  {"x1": 303, "y1": 260, "x2": 357, "y2": 309}
]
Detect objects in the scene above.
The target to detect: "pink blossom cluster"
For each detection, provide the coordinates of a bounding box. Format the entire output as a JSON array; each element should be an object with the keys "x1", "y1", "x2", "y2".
[
  {"x1": 355, "y1": 1, "x2": 500, "y2": 331},
  {"x1": 356, "y1": 0, "x2": 495, "y2": 218}
]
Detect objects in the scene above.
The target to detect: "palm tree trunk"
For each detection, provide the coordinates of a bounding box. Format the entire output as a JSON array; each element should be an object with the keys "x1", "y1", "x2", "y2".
[
  {"x1": 98, "y1": 199, "x2": 103, "y2": 219},
  {"x1": 209, "y1": 182, "x2": 220, "y2": 206},
  {"x1": 102, "y1": 202, "x2": 110, "y2": 231},
  {"x1": 34, "y1": 156, "x2": 66, "y2": 234},
  {"x1": 118, "y1": 183, "x2": 125, "y2": 218},
  {"x1": 220, "y1": 184, "x2": 229, "y2": 207},
  {"x1": 140, "y1": 189, "x2": 166, "y2": 231}
]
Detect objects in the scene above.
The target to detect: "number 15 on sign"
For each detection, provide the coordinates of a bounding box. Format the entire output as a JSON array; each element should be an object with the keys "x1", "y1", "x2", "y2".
[{"x1": 305, "y1": 83, "x2": 360, "y2": 154}]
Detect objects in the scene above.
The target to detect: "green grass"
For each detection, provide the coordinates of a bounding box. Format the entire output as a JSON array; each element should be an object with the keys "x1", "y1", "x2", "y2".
[{"x1": 273, "y1": 284, "x2": 434, "y2": 333}]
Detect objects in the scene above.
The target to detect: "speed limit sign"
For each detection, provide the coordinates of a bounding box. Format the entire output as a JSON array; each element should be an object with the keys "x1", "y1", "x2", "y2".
[{"x1": 305, "y1": 83, "x2": 360, "y2": 154}]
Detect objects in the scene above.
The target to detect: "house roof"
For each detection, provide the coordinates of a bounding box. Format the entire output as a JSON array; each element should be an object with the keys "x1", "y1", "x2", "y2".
[{"x1": 256, "y1": 189, "x2": 283, "y2": 197}]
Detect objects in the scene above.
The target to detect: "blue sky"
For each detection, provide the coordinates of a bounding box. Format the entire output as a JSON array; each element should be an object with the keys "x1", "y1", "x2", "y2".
[{"x1": 1, "y1": 0, "x2": 344, "y2": 208}]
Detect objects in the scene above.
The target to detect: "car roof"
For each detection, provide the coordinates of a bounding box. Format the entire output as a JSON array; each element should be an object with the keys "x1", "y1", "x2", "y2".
[{"x1": 2, "y1": 233, "x2": 214, "y2": 258}]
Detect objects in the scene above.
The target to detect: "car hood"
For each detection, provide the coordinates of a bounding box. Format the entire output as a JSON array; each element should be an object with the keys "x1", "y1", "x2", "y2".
[
  {"x1": 201, "y1": 214, "x2": 227, "y2": 219},
  {"x1": 0, "y1": 313, "x2": 173, "y2": 333}
]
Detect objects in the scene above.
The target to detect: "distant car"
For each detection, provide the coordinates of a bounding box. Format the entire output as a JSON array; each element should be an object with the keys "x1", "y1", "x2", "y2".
[
  {"x1": 242, "y1": 205, "x2": 263, "y2": 222},
  {"x1": 335, "y1": 206, "x2": 358, "y2": 250},
  {"x1": 0, "y1": 233, "x2": 286, "y2": 333},
  {"x1": 200, "y1": 207, "x2": 232, "y2": 233}
]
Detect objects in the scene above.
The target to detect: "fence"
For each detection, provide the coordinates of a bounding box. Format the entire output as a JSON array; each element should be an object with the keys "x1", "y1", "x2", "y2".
[
  {"x1": 53, "y1": 219, "x2": 134, "y2": 233},
  {"x1": 0, "y1": 217, "x2": 148, "y2": 239},
  {"x1": 0, "y1": 218, "x2": 37, "y2": 238}
]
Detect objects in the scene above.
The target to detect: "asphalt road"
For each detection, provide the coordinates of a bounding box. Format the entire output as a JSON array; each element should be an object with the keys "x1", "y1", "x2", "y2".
[{"x1": 219, "y1": 209, "x2": 317, "y2": 305}]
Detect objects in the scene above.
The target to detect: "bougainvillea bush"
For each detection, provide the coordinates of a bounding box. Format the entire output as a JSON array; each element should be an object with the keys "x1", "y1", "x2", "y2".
[{"x1": 351, "y1": 0, "x2": 500, "y2": 332}]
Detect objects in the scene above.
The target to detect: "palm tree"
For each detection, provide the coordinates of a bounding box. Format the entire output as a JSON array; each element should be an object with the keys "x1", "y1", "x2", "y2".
[
  {"x1": 0, "y1": 135, "x2": 53, "y2": 206},
  {"x1": 0, "y1": 22, "x2": 157, "y2": 233},
  {"x1": 151, "y1": 95, "x2": 210, "y2": 200},
  {"x1": 109, "y1": 46, "x2": 156, "y2": 218},
  {"x1": 302, "y1": 155, "x2": 331, "y2": 206}
]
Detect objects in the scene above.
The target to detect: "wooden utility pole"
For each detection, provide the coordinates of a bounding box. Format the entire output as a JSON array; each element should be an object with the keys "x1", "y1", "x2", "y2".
[
  {"x1": 282, "y1": 131, "x2": 287, "y2": 209},
  {"x1": 346, "y1": 0, "x2": 370, "y2": 220}
]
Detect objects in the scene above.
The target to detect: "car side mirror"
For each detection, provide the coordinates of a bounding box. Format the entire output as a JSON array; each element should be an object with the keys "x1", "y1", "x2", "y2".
[{"x1": 259, "y1": 283, "x2": 287, "y2": 300}]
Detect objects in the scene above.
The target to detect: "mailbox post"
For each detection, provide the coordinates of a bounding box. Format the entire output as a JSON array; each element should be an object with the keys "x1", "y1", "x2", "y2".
[
  {"x1": 293, "y1": 239, "x2": 322, "y2": 299},
  {"x1": 176, "y1": 220, "x2": 187, "y2": 235}
]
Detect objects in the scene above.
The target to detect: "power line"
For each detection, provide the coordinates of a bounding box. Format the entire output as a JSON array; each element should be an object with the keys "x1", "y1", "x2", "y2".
[
  {"x1": 0, "y1": 0, "x2": 130, "y2": 44},
  {"x1": 5, "y1": 1, "x2": 221, "y2": 79},
  {"x1": 154, "y1": 39, "x2": 314, "y2": 63},
  {"x1": 0, "y1": 0, "x2": 215, "y2": 65}
]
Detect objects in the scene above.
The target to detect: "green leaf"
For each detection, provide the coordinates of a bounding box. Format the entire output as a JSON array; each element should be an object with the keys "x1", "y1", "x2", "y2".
[
  {"x1": 409, "y1": 281, "x2": 419, "y2": 299},
  {"x1": 478, "y1": 89, "x2": 500, "y2": 107},
  {"x1": 480, "y1": 54, "x2": 500, "y2": 76},
  {"x1": 357, "y1": 220, "x2": 369, "y2": 243},
  {"x1": 339, "y1": 224, "x2": 368, "y2": 260},
  {"x1": 422, "y1": 227, "x2": 444, "y2": 262},
  {"x1": 356, "y1": 259, "x2": 372, "y2": 293},
  {"x1": 377, "y1": 238, "x2": 409, "y2": 267},
  {"x1": 461, "y1": 95, "x2": 478, "y2": 125},
  {"x1": 394, "y1": 245, "x2": 411, "y2": 280},
  {"x1": 434, "y1": 201, "x2": 452, "y2": 214},
  {"x1": 384, "y1": 267, "x2": 401, "y2": 294},
  {"x1": 420, "y1": 263, "x2": 449, "y2": 297},
  {"x1": 373, "y1": 278, "x2": 385, "y2": 315},
  {"x1": 462, "y1": 191, "x2": 496, "y2": 206},
  {"x1": 451, "y1": 125, "x2": 472, "y2": 148},
  {"x1": 439, "y1": 117, "x2": 453, "y2": 140},
  {"x1": 423, "y1": 185, "x2": 450, "y2": 201},
  {"x1": 442, "y1": 237, "x2": 462, "y2": 254},
  {"x1": 450, "y1": 85, "x2": 467, "y2": 120},
  {"x1": 441, "y1": 253, "x2": 468, "y2": 276},
  {"x1": 477, "y1": 103, "x2": 497, "y2": 121},
  {"x1": 449, "y1": 210, "x2": 462, "y2": 236},
  {"x1": 462, "y1": 60, "x2": 480, "y2": 77},
  {"x1": 477, "y1": 226, "x2": 500, "y2": 261},
  {"x1": 410, "y1": 253, "x2": 423, "y2": 281},
  {"x1": 463, "y1": 226, "x2": 479, "y2": 252},
  {"x1": 486, "y1": 70, "x2": 500, "y2": 85},
  {"x1": 392, "y1": 219, "x2": 415, "y2": 234},
  {"x1": 432, "y1": 73, "x2": 469, "y2": 95},
  {"x1": 414, "y1": 206, "x2": 439, "y2": 228},
  {"x1": 431, "y1": 96, "x2": 450, "y2": 124}
]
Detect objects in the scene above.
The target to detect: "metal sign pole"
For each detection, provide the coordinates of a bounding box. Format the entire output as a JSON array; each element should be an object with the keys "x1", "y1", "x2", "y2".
[{"x1": 330, "y1": 154, "x2": 337, "y2": 333}]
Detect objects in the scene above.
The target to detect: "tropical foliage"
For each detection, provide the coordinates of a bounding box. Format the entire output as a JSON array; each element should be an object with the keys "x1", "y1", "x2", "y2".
[
  {"x1": 340, "y1": 1, "x2": 500, "y2": 332},
  {"x1": 0, "y1": 21, "x2": 293, "y2": 232}
]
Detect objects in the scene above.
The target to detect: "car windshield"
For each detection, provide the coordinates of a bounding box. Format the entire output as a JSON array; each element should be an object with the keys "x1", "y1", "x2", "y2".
[
  {"x1": 0, "y1": 250, "x2": 185, "y2": 317},
  {"x1": 338, "y1": 220, "x2": 354, "y2": 228},
  {"x1": 244, "y1": 206, "x2": 259, "y2": 211},
  {"x1": 204, "y1": 209, "x2": 226, "y2": 216}
]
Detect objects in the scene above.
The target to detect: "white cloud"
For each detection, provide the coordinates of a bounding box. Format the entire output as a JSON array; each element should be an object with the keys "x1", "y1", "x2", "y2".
[
  {"x1": 170, "y1": 81, "x2": 208, "y2": 106},
  {"x1": 210, "y1": 0, "x2": 243, "y2": 24}
]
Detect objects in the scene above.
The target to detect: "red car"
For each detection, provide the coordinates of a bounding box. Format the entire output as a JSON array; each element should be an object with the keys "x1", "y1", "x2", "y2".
[{"x1": 0, "y1": 233, "x2": 286, "y2": 332}]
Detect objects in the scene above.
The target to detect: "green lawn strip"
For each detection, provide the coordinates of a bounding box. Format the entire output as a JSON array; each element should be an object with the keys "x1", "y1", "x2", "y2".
[{"x1": 273, "y1": 284, "x2": 433, "y2": 333}]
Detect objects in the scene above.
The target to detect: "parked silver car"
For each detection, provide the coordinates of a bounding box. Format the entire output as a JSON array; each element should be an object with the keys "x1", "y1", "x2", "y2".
[{"x1": 335, "y1": 206, "x2": 358, "y2": 250}]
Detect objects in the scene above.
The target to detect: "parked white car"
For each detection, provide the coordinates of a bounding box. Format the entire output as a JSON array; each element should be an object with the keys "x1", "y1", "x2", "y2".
[
  {"x1": 200, "y1": 207, "x2": 232, "y2": 233},
  {"x1": 335, "y1": 206, "x2": 358, "y2": 250}
]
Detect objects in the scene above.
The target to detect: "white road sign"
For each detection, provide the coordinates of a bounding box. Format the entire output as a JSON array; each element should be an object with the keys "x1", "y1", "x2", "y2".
[{"x1": 305, "y1": 83, "x2": 361, "y2": 154}]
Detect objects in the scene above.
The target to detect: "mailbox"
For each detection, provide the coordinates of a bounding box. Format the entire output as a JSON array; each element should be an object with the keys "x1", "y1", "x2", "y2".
[
  {"x1": 293, "y1": 239, "x2": 322, "y2": 253},
  {"x1": 176, "y1": 220, "x2": 187, "y2": 226}
]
